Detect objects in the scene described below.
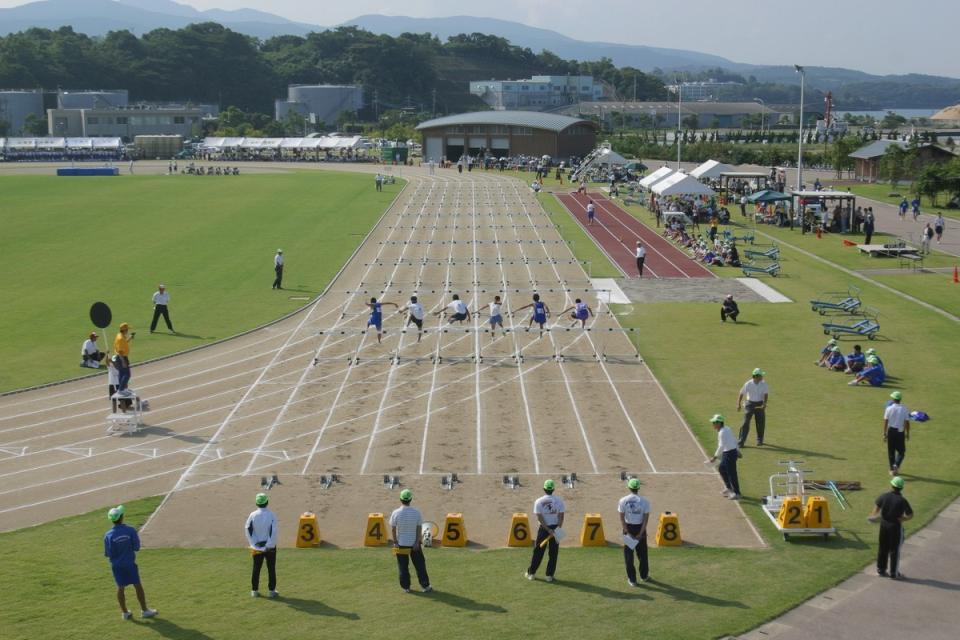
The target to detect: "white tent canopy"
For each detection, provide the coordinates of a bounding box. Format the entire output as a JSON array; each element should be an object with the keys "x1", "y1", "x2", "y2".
[
  {"x1": 652, "y1": 172, "x2": 717, "y2": 197},
  {"x1": 594, "y1": 148, "x2": 631, "y2": 166},
  {"x1": 690, "y1": 160, "x2": 735, "y2": 180},
  {"x1": 201, "y1": 135, "x2": 364, "y2": 151},
  {"x1": 639, "y1": 166, "x2": 675, "y2": 189}
]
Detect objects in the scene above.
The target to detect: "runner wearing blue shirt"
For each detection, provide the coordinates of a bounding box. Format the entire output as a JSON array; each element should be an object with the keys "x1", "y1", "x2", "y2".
[
  {"x1": 898, "y1": 198, "x2": 908, "y2": 220},
  {"x1": 515, "y1": 293, "x2": 551, "y2": 338},
  {"x1": 911, "y1": 198, "x2": 920, "y2": 221},
  {"x1": 103, "y1": 505, "x2": 157, "y2": 620},
  {"x1": 365, "y1": 297, "x2": 398, "y2": 343},
  {"x1": 560, "y1": 298, "x2": 593, "y2": 328}
]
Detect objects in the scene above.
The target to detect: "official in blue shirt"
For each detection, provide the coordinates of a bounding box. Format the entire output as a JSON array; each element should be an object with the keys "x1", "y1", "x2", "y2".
[{"x1": 103, "y1": 505, "x2": 157, "y2": 620}]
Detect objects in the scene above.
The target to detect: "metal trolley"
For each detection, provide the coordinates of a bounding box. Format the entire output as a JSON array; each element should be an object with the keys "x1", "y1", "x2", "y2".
[{"x1": 760, "y1": 460, "x2": 837, "y2": 541}]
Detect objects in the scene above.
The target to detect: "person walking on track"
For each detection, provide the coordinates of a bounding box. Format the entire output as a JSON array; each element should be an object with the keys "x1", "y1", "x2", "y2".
[
  {"x1": 525, "y1": 479, "x2": 565, "y2": 582},
  {"x1": 618, "y1": 478, "x2": 651, "y2": 586},
  {"x1": 149, "y1": 284, "x2": 175, "y2": 333},
  {"x1": 364, "y1": 297, "x2": 398, "y2": 344},
  {"x1": 635, "y1": 241, "x2": 646, "y2": 278},
  {"x1": 586, "y1": 200, "x2": 596, "y2": 225},
  {"x1": 737, "y1": 368, "x2": 769, "y2": 447},
  {"x1": 103, "y1": 505, "x2": 158, "y2": 620},
  {"x1": 245, "y1": 493, "x2": 279, "y2": 598},
  {"x1": 709, "y1": 414, "x2": 741, "y2": 499},
  {"x1": 390, "y1": 489, "x2": 432, "y2": 593},
  {"x1": 272, "y1": 249, "x2": 284, "y2": 290},
  {"x1": 869, "y1": 476, "x2": 913, "y2": 579},
  {"x1": 884, "y1": 391, "x2": 910, "y2": 475}
]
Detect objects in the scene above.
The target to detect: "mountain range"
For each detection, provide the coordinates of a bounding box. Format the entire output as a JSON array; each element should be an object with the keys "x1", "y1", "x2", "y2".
[{"x1": 1, "y1": 0, "x2": 958, "y2": 98}]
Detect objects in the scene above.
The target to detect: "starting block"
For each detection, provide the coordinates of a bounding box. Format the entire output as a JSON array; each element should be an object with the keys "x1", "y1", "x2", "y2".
[
  {"x1": 440, "y1": 473, "x2": 460, "y2": 490},
  {"x1": 441, "y1": 513, "x2": 467, "y2": 547},
  {"x1": 507, "y1": 513, "x2": 533, "y2": 547},
  {"x1": 655, "y1": 512, "x2": 682, "y2": 547},
  {"x1": 296, "y1": 512, "x2": 321, "y2": 548},
  {"x1": 502, "y1": 475, "x2": 520, "y2": 489},
  {"x1": 579, "y1": 514, "x2": 606, "y2": 547},
  {"x1": 364, "y1": 513, "x2": 388, "y2": 546}
]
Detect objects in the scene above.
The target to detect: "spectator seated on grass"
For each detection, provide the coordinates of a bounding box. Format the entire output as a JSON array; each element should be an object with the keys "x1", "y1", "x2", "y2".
[
  {"x1": 845, "y1": 345, "x2": 865, "y2": 374},
  {"x1": 825, "y1": 346, "x2": 846, "y2": 371},
  {"x1": 848, "y1": 355, "x2": 885, "y2": 386},
  {"x1": 865, "y1": 348, "x2": 885, "y2": 374},
  {"x1": 816, "y1": 338, "x2": 839, "y2": 367},
  {"x1": 725, "y1": 244, "x2": 741, "y2": 267},
  {"x1": 81, "y1": 332, "x2": 105, "y2": 369}
]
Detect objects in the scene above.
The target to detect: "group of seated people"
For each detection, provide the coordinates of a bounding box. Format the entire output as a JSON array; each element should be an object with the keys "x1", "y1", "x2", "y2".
[
  {"x1": 182, "y1": 164, "x2": 240, "y2": 175},
  {"x1": 815, "y1": 339, "x2": 886, "y2": 386},
  {"x1": 664, "y1": 222, "x2": 741, "y2": 267}
]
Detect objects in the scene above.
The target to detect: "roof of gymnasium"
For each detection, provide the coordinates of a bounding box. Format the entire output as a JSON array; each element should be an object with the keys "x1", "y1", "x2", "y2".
[{"x1": 416, "y1": 111, "x2": 596, "y2": 133}]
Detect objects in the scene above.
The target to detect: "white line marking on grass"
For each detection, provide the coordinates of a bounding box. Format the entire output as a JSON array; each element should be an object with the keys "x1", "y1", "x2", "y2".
[{"x1": 736, "y1": 278, "x2": 792, "y2": 303}]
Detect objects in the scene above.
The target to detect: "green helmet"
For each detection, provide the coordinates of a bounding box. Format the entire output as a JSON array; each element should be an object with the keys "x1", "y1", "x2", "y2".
[
  {"x1": 627, "y1": 478, "x2": 641, "y2": 490},
  {"x1": 890, "y1": 476, "x2": 904, "y2": 490},
  {"x1": 107, "y1": 505, "x2": 125, "y2": 522},
  {"x1": 752, "y1": 368, "x2": 764, "y2": 377},
  {"x1": 828, "y1": 338, "x2": 838, "y2": 345},
  {"x1": 400, "y1": 489, "x2": 413, "y2": 502},
  {"x1": 890, "y1": 391, "x2": 902, "y2": 401},
  {"x1": 866, "y1": 356, "x2": 879, "y2": 364},
  {"x1": 865, "y1": 348, "x2": 876, "y2": 355},
  {"x1": 710, "y1": 414, "x2": 725, "y2": 424},
  {"x1": 255, "y1": 493, "x2": 269, "y2": 507},
  {"x1": 831, "y1": 346, "x2": 840, "y2": 352},
  {"x1": 543, "y1": 479, "x2": 555, "y2": 491}
]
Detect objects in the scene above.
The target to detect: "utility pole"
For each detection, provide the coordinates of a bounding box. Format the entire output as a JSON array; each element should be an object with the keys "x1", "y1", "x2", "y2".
[
  {"x1": 676, "y1": 78, "x2": 682, "y2": 170},
  {"x1": 432, "y1": 89, "x2": 436, "y2": 117},
  {"x1": 374, "y1": 89, "x2": 379, "y2": 122}
]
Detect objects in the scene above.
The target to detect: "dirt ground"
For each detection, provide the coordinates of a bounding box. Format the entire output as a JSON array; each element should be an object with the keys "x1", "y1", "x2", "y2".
[{"x1": 0, "y1": 162, "x2": 762, "y2": 549}]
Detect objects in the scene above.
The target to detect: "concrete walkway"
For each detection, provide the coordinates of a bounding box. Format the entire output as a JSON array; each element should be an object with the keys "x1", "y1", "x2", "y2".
[
  {"x1": 736, "y1": 497, "x2": 960, "y2": 640},
  {"x1": 853, "y1": 194, "x2": 960, "y2": 259}
]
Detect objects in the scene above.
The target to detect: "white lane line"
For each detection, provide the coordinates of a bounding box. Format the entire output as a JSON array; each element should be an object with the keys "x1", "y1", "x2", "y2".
[
  {"x1": 471, "y1": 183, "x2": 483, "y2": 473},
  {"x1": 516, "y1": 182, "x2": 656, "y2": 472}
]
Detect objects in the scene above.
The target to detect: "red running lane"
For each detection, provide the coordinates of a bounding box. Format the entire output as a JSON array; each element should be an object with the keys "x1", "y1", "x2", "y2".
[{"x1": 555, "y1": 192, "x2": 715, "y2": 279}]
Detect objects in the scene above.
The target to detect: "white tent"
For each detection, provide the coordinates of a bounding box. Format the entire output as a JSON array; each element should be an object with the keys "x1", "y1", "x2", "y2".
[
  {"x1": 639, "y1": 166, "x2": 675, "y2": 189},
  {"x1": 652, "y1": 172, "x2": 717, "y2": 197},
  {"x1": 594, "y1": 148, "x2": 631, "y2": 166},
  {"x1": 690, "y1": 160, "x2": 735, "y2": 180},
  {"x1": 91, "y1": 138, "x2": 122, "y2": 149}
]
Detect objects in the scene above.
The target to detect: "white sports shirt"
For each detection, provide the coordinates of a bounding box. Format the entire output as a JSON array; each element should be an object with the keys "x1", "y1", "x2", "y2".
[
  {"x1": 389, "y1": 505, "x2": 423, "y2": 546},
  {"x1": 533, "y1": 495, "x2": 565, "y2": 526},
  {"x1": 618, "y1": 494, "x2": 651, "y2": 525}
]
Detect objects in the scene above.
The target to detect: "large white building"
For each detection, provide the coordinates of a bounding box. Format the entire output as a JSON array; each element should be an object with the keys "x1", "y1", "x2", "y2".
[
  {"x1": 469, "y1": 75, "x2": 607, "y2": 111},
  {"x1": 274, "y1": 85, "x2": 364, "y2": 125},
  {"x1": 47, "y1": 106, "x2": 205, "y2": 139}
]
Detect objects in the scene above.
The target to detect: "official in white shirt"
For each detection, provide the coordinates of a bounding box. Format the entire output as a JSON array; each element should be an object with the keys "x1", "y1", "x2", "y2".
[
  {"x1": 635, "y1": 242, "x2": 647, "y2": 278},
  {"x1": 149, "y1": 285, "x2": 175, "y2": 333},
  {"x1": 883, "y1": 391, "x2": 910, "y2": 475},
  {"x1": 81, "y1": 332, "x2": 105, "y2": 368},
  {"x1": 737, "y1": 368, "x2": 769, "y2": 447},
  {"x1": 389, "y1": 489, "x2": 432, "y2": 593},
  {"x1": 244, "y1": 493, "x2": 279, "y2": 598},
  {"x1": 709, "y1": 414, "x2": 742, "y2": 499},
  {"x1": 525, "y1": 479, "x2": 565, "y2": 582},
  {"x1": 618, "y1": 478, "x2": 651, "y2": 586},
  {"x1": 272, "y1": 249, "x2": 284, "y2": 290}
]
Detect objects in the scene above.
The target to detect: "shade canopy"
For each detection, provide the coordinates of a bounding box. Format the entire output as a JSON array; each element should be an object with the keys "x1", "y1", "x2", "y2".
[
  {"x1": 639, "y1": 166, "x2": 675, "y2": 189},
  {"x1": 651, "y1": 172, "x2": 716, "y2": 197},
  {"x1": 690, "y1": 160, "x2": 735, "y2": 179},
  {"x1": 624, "y1": 161, "x2": 647, "y2": 171},
  {"x1": 747, "y1": 190, "x2": 793, "y2": 203}
]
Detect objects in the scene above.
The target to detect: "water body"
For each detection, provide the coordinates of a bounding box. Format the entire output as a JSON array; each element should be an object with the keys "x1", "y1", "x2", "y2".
[{"x1": 837, "y1": 108, "x2": 938, "y2": 119}]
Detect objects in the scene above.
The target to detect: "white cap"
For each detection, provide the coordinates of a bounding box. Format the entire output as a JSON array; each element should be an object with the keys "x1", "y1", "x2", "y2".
[
  {"x1": 277, "y1": 249, "x2": 283, "y2": 253},
  {"x1": 159, "y1": 284, "x2": 165, "y2": 288}
]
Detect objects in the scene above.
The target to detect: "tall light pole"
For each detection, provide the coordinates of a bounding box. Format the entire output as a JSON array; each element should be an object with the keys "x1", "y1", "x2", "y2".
[
  {"x1": 676, "y1": 79, "x2": 682, "y2": 170},
  {"x1": 795, "y1": 65, "x2": 805, "y2": 191},
  {"x1": 753, "y1": 97, "x2": 765, "y2": 136}
]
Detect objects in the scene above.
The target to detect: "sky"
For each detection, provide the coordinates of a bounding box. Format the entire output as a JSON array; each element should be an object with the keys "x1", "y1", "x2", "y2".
[{"x1": 2, "y1": 0, "x2": 959, "y2": 77}]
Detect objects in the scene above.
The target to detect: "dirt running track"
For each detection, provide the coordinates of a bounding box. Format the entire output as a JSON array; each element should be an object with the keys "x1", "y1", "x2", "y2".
[{"x1": 0, "y1": 163, "x2": 762, "y2": 550}]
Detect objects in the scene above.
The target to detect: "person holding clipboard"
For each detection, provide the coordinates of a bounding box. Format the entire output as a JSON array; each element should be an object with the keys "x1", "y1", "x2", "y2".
[
  {"x1": 618, "y1": 478, "x2": 651, "y2": 586},
  {"x1": 524, "y1": 479, "x2": 565, "y2": 582}
]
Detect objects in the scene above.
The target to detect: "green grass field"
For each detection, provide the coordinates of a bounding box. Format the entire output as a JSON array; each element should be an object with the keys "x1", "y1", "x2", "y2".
[
  {"x1": 538, "y1": 192, "x2": 622, "y2": 278},
  {"x1": 0, "y1": 172, "x2": 401, "y2": 392}
]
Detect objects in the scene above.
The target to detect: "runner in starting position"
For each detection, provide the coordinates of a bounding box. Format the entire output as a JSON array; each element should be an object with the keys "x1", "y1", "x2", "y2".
[
  {"x1": 560, "y1": 298, "x2": 593, "y2": 328},
  {"x1": 364, "y1": 297, "x2": 397, "y2": 343},
  {"x1": 476, "y1": 295, "x2": 505, "y2": 339},
  {"x1": 515, "y1": 293, "x2": 551, "y2": 338}
]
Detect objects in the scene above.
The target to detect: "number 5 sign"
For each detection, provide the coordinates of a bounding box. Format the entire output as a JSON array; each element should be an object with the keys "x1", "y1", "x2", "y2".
[{"x1": 441, "y1": 513, "x2": 467, "y2": 547}]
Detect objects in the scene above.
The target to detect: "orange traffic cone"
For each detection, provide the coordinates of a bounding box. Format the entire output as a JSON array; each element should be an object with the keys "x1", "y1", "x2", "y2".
[
  {"x1": 953, "y1": 266, "x2": 959, "y2": 284},
  {"x1": 816, "y1": 227, "x2": 822, "y2": 239}
]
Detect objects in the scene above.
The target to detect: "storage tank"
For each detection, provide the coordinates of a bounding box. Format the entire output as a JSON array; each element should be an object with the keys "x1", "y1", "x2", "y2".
[
  {"x1": 285, "y1": 85, "x2": 363, "y2": 126},
  {"x1": 0, "y1": 90, "x2": 44, "y2": 135}
]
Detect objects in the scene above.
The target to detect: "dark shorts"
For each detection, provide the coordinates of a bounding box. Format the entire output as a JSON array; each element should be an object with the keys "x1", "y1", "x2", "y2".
[
  {"x1": 587, "y1": 211, "x2": 595, "y2": 219},
  {"x1": 533, "y1": 314, "x2": 547, "y2": 325},
  {"x1": 111, "y1": 562, "x2": 141, "y2": 587},
  {"x1": 451, "y1": 312, "x2": 468, "y2": 322},
  {"x1": 408, "y1": 317, "x2": 423, "y2": 329},
  {"x1": 368, "y1": 317, "x2": 382, "y2": 331}
]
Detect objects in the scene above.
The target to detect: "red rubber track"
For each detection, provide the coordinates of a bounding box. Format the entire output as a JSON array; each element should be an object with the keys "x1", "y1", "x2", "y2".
[{"x1": 555, "y1": 192, "x2": 715, "y2": 279}]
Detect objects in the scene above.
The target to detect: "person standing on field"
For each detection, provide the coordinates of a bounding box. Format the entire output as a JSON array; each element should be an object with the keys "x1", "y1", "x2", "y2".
[
  {"x1": 869, "y1": 476, "x2": 913, "y2": 579},
  {"x1": 525, "y1": 479, "x2": 565, "y2": 582},
  {"x1": 149, "y1": 284, "x2": 175, "y2": 333},
  {"x1": 245, "y1": 493, "x2": 279, "y2": 598},
  {"x1": 103, "y1": 505, "x2": 157, "y2": 620},
  {"x1": 390, "y1": 489, "x2": 432, "y2": 593},
  {"x1": 635, "y1": 241, "x2": 646, "y2": 278},
  {"x1": 272, "y1": 249, "x2": 284, "y2": 290},
  {"x1": 709, "y1": 414, "x2": 741, "y2": 499},
  {"x1": 618, "y1": 478, "x2": 651, "y2": 586},
  {"x1": 883, "y1": 391, "x2": 910, "y2": 475},
  {"x1": 737, "y1": 368, "x2": 769, "y2": 447},
  {"x1": 113, "y1": 323, "x2": 135, "y2": 391}
]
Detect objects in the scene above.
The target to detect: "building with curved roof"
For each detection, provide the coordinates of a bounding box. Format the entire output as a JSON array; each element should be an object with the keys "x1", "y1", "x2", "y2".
[{"x1": 415, "y1": 110, "x2": 597, "y2": 162}]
